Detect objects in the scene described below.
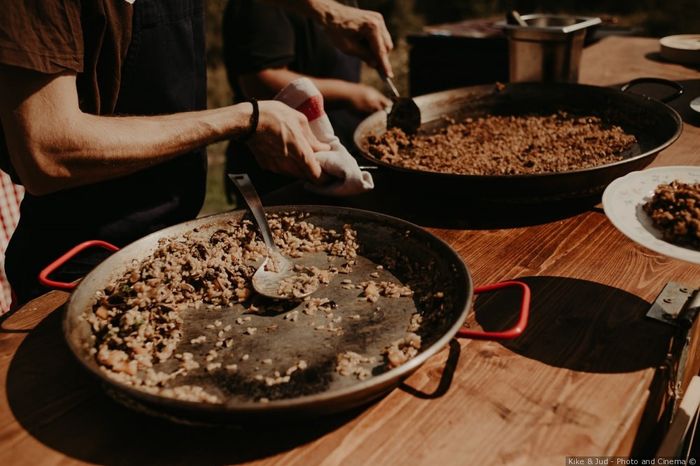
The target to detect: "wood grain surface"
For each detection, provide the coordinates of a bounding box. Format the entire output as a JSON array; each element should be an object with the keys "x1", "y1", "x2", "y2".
[{"x1": 1, "y1": 37, "x2": 699, "y2": 466}]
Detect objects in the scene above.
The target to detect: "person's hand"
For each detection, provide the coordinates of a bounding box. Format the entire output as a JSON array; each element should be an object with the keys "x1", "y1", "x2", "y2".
[
  {"x1": 348, "y1": 84, "x2": 391, "y2": 113},
  {"x1": 320, "y1": 3, "x2": 394, "y2": 78},
  {"x1": 246, "y1": 101, "x2": 330, "y2": 182}
]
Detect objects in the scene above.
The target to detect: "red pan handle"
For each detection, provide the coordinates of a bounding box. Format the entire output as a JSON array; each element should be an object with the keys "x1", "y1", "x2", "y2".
[
  {"x1": 38, "y1": 240, "x2": 120, "y2": 290},
  {"x1": 458, "y1": 280, "x2": 530, "y2": 340}
]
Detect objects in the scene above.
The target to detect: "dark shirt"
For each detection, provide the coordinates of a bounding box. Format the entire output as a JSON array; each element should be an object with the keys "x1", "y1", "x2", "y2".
[
  {"x1": 223, "y1": 0, "x2": 361, "y2": 100},
  {"x1": 222, "y1": 0, "x2": 362, "y2": 196},
  {"x1": 0, "y1": 0, "x2": 207, "y2": 304}
]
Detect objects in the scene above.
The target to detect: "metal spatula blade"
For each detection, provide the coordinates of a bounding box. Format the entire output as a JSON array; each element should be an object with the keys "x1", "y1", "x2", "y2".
[{"x1": 382, "y1": 75, "x2": 421, "y2": 134}]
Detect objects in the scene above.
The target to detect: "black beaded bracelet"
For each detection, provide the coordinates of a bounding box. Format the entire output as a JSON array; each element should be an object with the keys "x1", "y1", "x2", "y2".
[{"x1": 239, "y1": 98, "x2": 259, "y2": 142}]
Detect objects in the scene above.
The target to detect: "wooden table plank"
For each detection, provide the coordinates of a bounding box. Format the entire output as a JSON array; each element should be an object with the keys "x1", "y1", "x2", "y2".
[
  {"x1": 580, "y1": 35, "x2": 700, "y2": 168},
  {"x1": 1, "y1": 36, "x2": 699, "y2": 465}
]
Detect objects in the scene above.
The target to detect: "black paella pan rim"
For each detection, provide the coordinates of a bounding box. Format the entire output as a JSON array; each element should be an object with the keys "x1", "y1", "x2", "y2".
[
  {"x1": 353, "y1": 82, "x2": 683, "y2": 181},
  {"x1": 61, "y1": 205, "x2": 473, "y2": 419}
]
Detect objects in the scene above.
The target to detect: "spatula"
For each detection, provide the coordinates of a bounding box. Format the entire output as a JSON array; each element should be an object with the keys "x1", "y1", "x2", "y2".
[{"x1": 381, "y1": 74, "x2": 421, "y2": 134}]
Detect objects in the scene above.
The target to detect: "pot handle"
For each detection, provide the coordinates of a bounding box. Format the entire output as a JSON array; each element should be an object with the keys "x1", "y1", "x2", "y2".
[
  {"x1": 458, "y1": 280, "x2": 530, "y2": 340},
  {"x1": 620, "y1": 77, "x2": 684, "y2": 103},
  {"x1": 38, "y1": 240, "x2": 120, "y2": 290}
]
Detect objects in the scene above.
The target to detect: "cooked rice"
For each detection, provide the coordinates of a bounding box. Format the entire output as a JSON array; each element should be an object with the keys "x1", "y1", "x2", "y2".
[
  {"x1": 643, "y1": 180, "x2": 700, "y2": 249},
  {"x1": 366, "y1": 113, "x2": 637, "y2": 175},
  {"x1": 86, "y1": 213, "x2": 421, "y2": 403}
]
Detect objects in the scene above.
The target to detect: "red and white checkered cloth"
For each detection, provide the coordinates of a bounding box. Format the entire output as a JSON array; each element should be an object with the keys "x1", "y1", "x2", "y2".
[
  {"x1": 275, "y1": 78, "x2": 374, "y2": 196},
  {"x1": 0, "y1": 171, "x2": 23, "y2": 314}
]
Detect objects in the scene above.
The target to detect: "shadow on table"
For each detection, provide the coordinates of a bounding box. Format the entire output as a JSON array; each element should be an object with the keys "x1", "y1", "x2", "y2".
[
  {"x1": 399, "y1": 339, "x2": 461, "y2": 399},
  {"x1": 263, "y1": 177, "x2": 598, "y2": 230},
  {"x1": 470, "y1": 276, "x2": 674, "y2": 373},
  {"x1": 6, "y1": 309, "x2": 363, "y2": 466},
  {"x1": 645, "y1": 51, "x2": 700, "y2": 73}
]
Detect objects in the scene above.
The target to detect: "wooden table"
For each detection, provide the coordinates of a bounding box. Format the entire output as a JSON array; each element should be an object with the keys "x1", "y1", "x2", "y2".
[{"x1": 2, "y1": 36, "x2": 700, "y2": 465}]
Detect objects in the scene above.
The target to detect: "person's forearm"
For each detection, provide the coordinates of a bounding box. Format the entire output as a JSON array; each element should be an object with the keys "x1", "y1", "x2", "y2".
[
  {"x1": 240, "y1": 68, "x2": 357, "y2": 104},
  {"x1": 263, "y1": 0, "x2": 393, "y2": 76},
  {"x1": 41, "y1": 108, "x2": 251, "y2": 184},
  {"x1": 1, "y1": 73, "x2": 254, "y2": 195}
]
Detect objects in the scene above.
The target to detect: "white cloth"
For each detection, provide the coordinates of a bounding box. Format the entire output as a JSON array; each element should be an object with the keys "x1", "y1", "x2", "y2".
[{"x1": 274, "y1": 78, "x2": 374, "y2": 196}]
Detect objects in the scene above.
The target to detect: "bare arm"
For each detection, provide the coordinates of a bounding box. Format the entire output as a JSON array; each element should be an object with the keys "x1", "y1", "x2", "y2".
[
  {"x1": 239, "y1": 67, "x2": 390, "y2": 113},
  {"x1": 0, "y1": 66, "x2": 327, "y2": 195},
  {"x1": 265, "y1": 0, "x2": 394, "y2": 77}
]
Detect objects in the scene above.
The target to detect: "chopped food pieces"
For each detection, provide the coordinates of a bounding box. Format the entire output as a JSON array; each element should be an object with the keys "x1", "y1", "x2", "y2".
[
  {"x1": 384, "y1": 333, "x2": 422, "y2": 368},
  {"x1": 336, "y1": 351, "x2": 378, "y2": 380},
  {"x1": 643, "y1": 180, "x2": 700, "y2": 249},
  {"x1": 205, "y1": 350, "x2": 218, "y2": 362},
  {"x1": 359, "y1": 280, "x2": 414, "y2": 303},
  {"x1": 263, "y1": 371, "x2": 292, "y2": 386},
  {"x1": 190, "y1": 336, "x2": 206, "y2": 345},
  {"x1": 366, "y1": 113, "x2": 637, "y2": 175},
  {"x1": 206, "y1": 362, "x2": 222, "y2": 372},
  {"x1": 85, "y1": 212, "x2": 426, "y2": 404},
  {"x1": 177, "y1": 352, "x2": 199, "y2": 371},
  {"x1": 303, "y1": 297, "x2": 335, "y2": 316},
  {"x1": 160, "y1": 385, "x2": 220, "y2": 404},
  {"x1": 276, "y1": 267, "x2": 321, "y2": 298},
  {"x1": 408, "y1": 313, "x2": 423, "y2": 332}
]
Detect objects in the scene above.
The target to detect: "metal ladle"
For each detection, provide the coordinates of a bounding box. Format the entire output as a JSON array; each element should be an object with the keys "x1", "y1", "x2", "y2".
[
  {"x1": 229, "y1": 173, "x2": 318, "y2": 300},
  {"x1": 381, "y1": 74, "x2": 421, "y2": 134}
]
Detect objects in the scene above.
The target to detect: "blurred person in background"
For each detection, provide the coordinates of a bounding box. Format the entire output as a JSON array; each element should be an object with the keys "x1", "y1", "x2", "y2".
[{"x1": 223, "y1": 0, "x2": 391, "y2": 197}]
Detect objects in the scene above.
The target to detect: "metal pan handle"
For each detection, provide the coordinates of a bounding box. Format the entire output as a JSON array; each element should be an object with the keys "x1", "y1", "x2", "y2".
[
  {"x1": 38, "y1": 240, "x2": 120, "y2": 290},
  {"x1": 621, "y1": 77, "x2": 684, "y2": 103},
  {"x1": 458, "y1": 280, "x2": 531, "y2": 340}
]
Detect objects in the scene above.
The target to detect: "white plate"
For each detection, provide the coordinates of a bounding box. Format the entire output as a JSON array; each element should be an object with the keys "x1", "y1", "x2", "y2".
[
  {"x1": 602, "y1": 166, "x2": 700, "y2": 264},
  {"x1": 660, "y1": 34, "x2": 700, "y2": 65}
]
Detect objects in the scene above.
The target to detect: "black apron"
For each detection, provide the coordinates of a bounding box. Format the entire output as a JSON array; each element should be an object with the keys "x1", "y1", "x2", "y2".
[{"x1": 5, "y1": 0, "x2": 207, "y2": 304}]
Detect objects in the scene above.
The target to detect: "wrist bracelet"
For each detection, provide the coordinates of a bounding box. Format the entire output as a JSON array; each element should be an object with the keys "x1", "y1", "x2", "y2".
[{"x1": 240, "y1": 98, "x2": 259, "y2": 142}]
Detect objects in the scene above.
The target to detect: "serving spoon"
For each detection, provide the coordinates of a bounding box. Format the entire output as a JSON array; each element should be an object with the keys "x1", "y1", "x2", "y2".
[
  {"x1": 229, "y1": 173, "x2": 318, "y2": 300},
  {"x1": 381, "y1": 74, "x2": 421, "y2": 134}
]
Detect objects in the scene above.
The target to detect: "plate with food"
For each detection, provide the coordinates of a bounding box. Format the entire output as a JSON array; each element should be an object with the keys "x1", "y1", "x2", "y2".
[
  {"x1": 41, "y1": 205, "x2": 529, "y2": 424},
  {"x1": 602, "y1": 166, "x2": 700, "y2": 264}
]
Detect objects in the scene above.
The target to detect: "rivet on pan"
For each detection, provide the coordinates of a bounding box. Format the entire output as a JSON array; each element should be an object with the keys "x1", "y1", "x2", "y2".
[
  {"x1": 663, "y1": 298, "x2": 673, "y2": 304},
  {"x1": 680, "y1": 288, "x2": 689, "y2": 293}
]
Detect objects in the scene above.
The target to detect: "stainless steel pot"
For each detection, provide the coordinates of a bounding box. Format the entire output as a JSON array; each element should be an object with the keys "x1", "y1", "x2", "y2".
[{"x1": 498, "y1": 14, "x2": 602, "y2": 83}]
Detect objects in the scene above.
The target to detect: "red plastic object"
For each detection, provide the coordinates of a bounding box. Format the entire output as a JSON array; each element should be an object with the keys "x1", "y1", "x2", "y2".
[
  {"x1": 38, "y1": 240, "x2": 120, "y2": 290},
  {"x1": 457, "y1": 280, "x2": 531, "y2": 340}
]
